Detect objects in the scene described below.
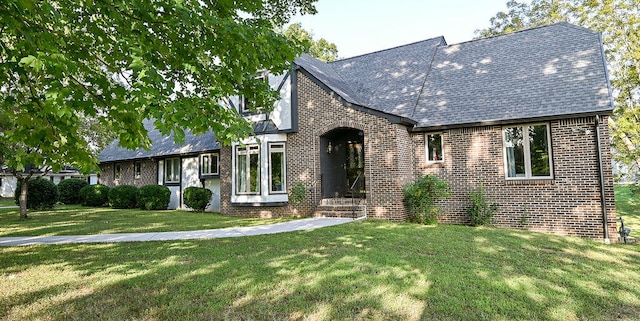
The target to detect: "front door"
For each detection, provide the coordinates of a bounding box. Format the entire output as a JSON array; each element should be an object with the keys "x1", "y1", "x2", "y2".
[{"x1": 320, "y1": 128, "x2": 365, "y2": 198}]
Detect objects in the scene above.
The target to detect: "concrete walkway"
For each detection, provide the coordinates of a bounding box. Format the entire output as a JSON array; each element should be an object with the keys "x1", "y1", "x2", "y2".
[{"x1": 0, "y1": 217, "x2": 359, "y2": 246}]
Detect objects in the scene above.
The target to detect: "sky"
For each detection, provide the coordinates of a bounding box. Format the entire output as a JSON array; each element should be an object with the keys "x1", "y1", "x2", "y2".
[{"x1": 290, "y1": 0, "x2": 512, "y2": 59}]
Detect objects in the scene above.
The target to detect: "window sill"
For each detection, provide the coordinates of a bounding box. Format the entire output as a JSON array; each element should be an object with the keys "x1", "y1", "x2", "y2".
[
  {"x1": 165, "y1": 182, "x2": 180, "y2": 186},
  {"x1": 421, "y1": 162, "x2": 445, "y2": 169},
  {"x1": 505, "y1": 179, "x2": 554, "y2": 185}
]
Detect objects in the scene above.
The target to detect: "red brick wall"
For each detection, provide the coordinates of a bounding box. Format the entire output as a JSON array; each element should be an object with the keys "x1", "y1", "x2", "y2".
[{"x1": 414, "y1": 117, "x2": 616, "y2": 240}]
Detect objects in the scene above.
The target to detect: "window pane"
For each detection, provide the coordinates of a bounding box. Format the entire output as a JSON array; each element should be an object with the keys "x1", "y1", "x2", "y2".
[
  {"x1": 271, "y1": 150, "x2": 284, "y2": 192},
  {"x1": 427, "y1": 134, "x2": 443, "y2": 161},
  {"x1": 529, "y1": 125, "x2": 551, "y2": 177},
  {"x1": 202, "y1": 156, "x2": 210, "y2": 174},
  {"x1": 173, "y1": 159, "x2": 180, "y2": 182},
  {"x1": 237, "y1": 150, "x2": 247, "y2": 193},
  {"x1": 249, "y1": 152, "x2": 259, "y2": 193},
  {"x1": 212, "y1": 155, "x2": 218, "y2": 174},
  {"x1": 505, "y1": 127, "x2": 526, "y2": 177}
]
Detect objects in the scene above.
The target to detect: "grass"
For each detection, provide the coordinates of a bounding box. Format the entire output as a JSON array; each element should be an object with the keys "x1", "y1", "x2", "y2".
[
  {"x1": 1, "y1": 221, "x2": 639, "y2": 321},
  {"x1": 0, "y1": 205, "x2": 293, "y2": 237},
  {"x1": 615, "y1": 184, "x2": 639, "y2": 230},
  {"x1": 0, "y1": 186, "x2": 638, "y2": 320},
  {"x1": 0, "y1": 197, "x2": 15, "y2": 207}
]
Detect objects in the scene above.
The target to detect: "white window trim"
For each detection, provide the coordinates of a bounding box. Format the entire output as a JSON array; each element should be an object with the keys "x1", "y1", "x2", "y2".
[
  {"x1": 268, "y1": 142, "x2": 287, "y2": 194},
  {"x1": 425, "y1": 132, "x2": 444, "y2": 163},
  {"x1": 200, "y1": 153, "x2": 219, "y2": 176},
  {"x1": 502, "y1": 123, "x2": 554, "y2": 180},
  {"x1": 235, "y1": 144, "x2": 260, "y2": 195},
  {"x1": 165, "y1": 158, "x2": 181, "y2": 183}
]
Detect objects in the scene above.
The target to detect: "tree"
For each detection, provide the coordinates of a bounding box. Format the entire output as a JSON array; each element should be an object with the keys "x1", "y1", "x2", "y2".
[
  {"x1": 283, "y1": 23, "x2": 339, "y2": 62},
  {"x1": 475, "y1": 0, "x2": 640, "y2": 175},
  {"x1": 0, "y1": 0, "x2": 317, "y2": 218}
]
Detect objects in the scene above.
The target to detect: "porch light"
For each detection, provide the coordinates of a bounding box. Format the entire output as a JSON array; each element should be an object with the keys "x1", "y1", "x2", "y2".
[{"x1": 326, "y1": 142, "x2": 333, "y2": 154}]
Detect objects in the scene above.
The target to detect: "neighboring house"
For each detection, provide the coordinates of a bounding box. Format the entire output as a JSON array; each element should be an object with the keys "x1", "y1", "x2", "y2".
[
  {"x1": 98, "y1": 23, "x2": 617, "y2": 241},
  {"x1": 0, "y1": 166, "x2": 97, "y2": 198}
]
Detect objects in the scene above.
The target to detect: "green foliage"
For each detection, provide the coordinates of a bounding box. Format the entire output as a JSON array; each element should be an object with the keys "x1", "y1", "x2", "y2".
[
  {"x1": 137, "y1": 185, "x2": 171, "y2": 210},
  {"x1": 183, "y1": 186, "x2": 212, "y2": 212},
  {"x1": 108, "y1": 185, "x2": 139, "y2": 209},
  {"x1": 283, "y1": 23, "x2": 339, "y2": 61},
  {"x1": 288, "y1": 182, "x2": 307, "y2": 206},
  {"x1": 14, "y1": 178, "x2": 59, "y2": 210},
  {"x1": 468, "y1": 183, "x2": 499, "y2": 226},
  {"x1": 403, "y1": 175, "x2": 451, "y2": 225},
  {"x1": 79, "y1": 184, "x2": 110, "y2": 207},
  {"x1": 0, "y1": 0, "x2": 316, "y2": 178},
  {"x1": 630, "y1": 184, "x2": 640, "y2": 196},
  {"x1": 58, "y1": 178, "x2": 89, "y2": 205},
  {"x1": 475, "y1": 0, "x2": 640, "y2": 170}
]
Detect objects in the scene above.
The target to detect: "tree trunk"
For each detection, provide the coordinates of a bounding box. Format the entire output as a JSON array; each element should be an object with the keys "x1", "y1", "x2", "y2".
[{"x1": 19, "y1": 178, "x2": 28, "y2": 220}]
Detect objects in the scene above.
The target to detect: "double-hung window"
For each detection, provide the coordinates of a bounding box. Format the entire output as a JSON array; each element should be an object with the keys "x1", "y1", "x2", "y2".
[
  {"x1": 269, "y1": 143, "x2": 286, "y2": 194},
  {"x1": 165, "y1": 158, "x2": 181, "y2": 183},
  {"x1": 425, "y1": 133, "x2": 444, "y2": 163},
  {"x1": 503, "y1": 124, "x2": 553, "y2": 179},
  {"x1": 201, "y1": 153, "x2": 219, "y2": 176},
  {"x1": 236, "y1": 145, "x2": 260, "y2": 194}
]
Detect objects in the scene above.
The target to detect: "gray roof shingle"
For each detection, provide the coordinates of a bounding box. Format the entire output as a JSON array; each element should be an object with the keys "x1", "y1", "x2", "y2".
[
  {"x1": 98, "y1": 119, "x2": 219, "y2": 163},
  {"x1": 295, "y1": 22, "x2": 613, "y2": 129}
]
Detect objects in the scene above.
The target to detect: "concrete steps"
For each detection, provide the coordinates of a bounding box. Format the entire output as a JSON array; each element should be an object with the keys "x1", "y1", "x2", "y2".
[{"x1": 314, "y1": 198, "x2": 366, "y2": 219}]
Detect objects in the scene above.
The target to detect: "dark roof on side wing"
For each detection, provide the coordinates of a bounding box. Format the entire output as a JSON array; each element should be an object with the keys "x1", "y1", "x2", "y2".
[{"x1": 98, "y1": 119, "x2": 219, "y2": 163}]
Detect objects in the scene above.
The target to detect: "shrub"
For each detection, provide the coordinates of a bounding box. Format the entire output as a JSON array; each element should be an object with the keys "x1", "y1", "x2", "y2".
[
  {"x1": 183, "y1": 186, "x2": 212, "y2": 212},
  {"x1": 403, "y1": 175, "x2": 450, "y2": 225},
  {"x1": 468, "y1": 183, "x2": 499, "y2": 226},
  {"x1": 108, "y1": 185, "x2": 138, "y2": 209},
  {"x1": 14, "y1": 178, "x2": 59, "y2": 210},
  {"x1": 58, "y1": 178, "x2": 89, "y2": 204},
  {"x1": 289, "y1": 182, "x2": 307, "y2": 205},
  {"x1": 630, "y1": 184, "x2": 640, "y2": 195},
  {"x1": 137, "y1": 185, "x2": 171, "y2": 210},
  {"x1": 79, "y1": 184, "x2": 111, "y2": 207}
]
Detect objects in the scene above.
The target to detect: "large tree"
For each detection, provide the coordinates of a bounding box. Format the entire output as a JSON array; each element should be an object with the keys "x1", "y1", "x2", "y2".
[
  {"x1": 475, "y1": 0, "x2": 640, "y2": 178},
  {"x1": 283, "y1": 22, "x2": 339, "y2": 62},
  {"x1": 0, "y1": 0, "x2": 316, "y2": 218}
]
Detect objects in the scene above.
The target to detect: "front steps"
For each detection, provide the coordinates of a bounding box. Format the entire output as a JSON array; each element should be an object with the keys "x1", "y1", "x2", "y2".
[{"x1": 314, "y1": 198, "x2": 366, "y2": 219}]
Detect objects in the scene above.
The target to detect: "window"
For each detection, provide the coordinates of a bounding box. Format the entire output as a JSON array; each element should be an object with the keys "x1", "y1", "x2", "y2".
[
  {"x1": 201, "y1": 153, "x2": 219, "y2": 176},
  {"x1": 426, "y1": 133, "x2": 443, "y2": 162},
  {"x1": 239, "y1": 73, "x2": 268, "y2": 114},
  {"x1": 115, "y1": 164, "x2": 121, "y2": 180},
  {"x1": 165, "y1": 158, "x2": 180, "y2": 183},
  {"x1": 269, "y1": 143, "x2": 286, "y2": 193},
  {"x1": 134, "y1": 162, "x2": 141, "y2": 179},
  {"x1": 503, "y1": 124, "x2": 552, "y2": 179},
  {"x1": 236, "y1": 145, "x2": 260, "y2": 194}
]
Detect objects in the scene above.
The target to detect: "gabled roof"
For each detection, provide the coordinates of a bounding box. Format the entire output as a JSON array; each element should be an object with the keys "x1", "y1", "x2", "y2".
[
  {"x1": 294, "y1": 22, "x2": 613, "y2": 129},
  {"x1": 98, "y1": 119, "x2": 219, "y2": 163}
]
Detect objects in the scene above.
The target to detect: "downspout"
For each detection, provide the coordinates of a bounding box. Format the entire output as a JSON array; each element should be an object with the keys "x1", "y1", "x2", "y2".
[{"x1": 595, "y1": 115, "x2": 610, "y2": 243}]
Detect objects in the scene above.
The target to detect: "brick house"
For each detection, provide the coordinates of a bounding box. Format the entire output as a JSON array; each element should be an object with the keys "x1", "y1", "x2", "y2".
[{"x1": 99, "y1": 23, "x2": 617, "y2": 241}]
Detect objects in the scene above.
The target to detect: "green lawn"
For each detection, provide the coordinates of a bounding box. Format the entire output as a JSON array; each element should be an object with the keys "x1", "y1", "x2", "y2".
[
  {"x1": 615, "y1": 184, "x2": 639, "y2": 231},
  {"x1": 0, "y1": 205, "x2": 293, "y2": 237},
  {"x1": 1, "y1": 221, "x2": 639, "y2": 321},
  {"x1": 0, "y1": 198, "x2": 15, "y2": 207}
]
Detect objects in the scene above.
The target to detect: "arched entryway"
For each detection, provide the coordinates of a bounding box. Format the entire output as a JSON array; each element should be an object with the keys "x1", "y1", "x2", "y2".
[{"x1": 320, "y1": 128, "x2": 365, "y2": 199}]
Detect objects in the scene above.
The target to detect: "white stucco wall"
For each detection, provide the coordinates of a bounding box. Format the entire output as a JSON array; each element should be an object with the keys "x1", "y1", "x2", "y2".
[
  {"x1": 204, "y1": 179, "x2": 221, "y2": 212},
  {"x1": 0, "y1": 176, "x2": 17, "y2": 198}
]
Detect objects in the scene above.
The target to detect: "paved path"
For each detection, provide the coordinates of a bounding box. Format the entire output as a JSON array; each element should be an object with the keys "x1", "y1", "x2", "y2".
[{"x1": 0, "y1": 217, "x2": 358, "y2": 246}]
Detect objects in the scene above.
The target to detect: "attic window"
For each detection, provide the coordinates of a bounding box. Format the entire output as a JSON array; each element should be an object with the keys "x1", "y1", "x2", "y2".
[{"x1": 239, "y1": 72, "x2": 268, "y2": 114}]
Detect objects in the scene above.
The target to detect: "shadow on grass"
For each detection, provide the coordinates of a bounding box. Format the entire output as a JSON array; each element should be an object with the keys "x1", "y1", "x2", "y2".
[{"x1": 1, "y1": 221, "x2": 639, "y2": 320}]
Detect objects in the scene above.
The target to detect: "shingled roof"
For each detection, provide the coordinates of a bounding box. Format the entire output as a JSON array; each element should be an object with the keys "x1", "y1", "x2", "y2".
[
  {"x1": 98, "y1": 119, "x2": 219, "y2": 163},
  {"x1": 295, "y1": 22, "x2": 613, "y2": 129}
]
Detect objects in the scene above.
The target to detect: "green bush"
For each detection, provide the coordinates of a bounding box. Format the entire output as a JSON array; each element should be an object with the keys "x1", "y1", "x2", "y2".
[
  {"x1": 14, "y1": 178, "x2": 59, "y2": 210},
  {"x1": 468, "y1": 183, "x2": 499, "y2": 226},
  {"x1": 108, "y1": 185, "x2": 139, "y2": 209},
  {"x1": 183, "y1": 186, "x2": 212, "y2": 212},
  {"x1": 137, "y1": 185, "x2": 171, "y2": 210},
  {"x1": 79, "y1": 184, "x2": 111, "y2": 207},
  {"x1": 289, "y1": 182, "x2": 307, "y2": 205},
  {"x1": 58, "y1": 178, "x2": 88, "y2": 204},
  {"x1": 403, "y1": 175, "x2": 450, "y2": 225},
  {"x1": 630, "y1": 184, "x2": 640, "y2": 195}
]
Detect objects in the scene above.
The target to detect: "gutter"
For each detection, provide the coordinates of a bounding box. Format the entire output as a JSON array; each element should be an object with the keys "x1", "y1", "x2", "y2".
[{"x1": 595, "y1": 115, "x2": 610, "y2": 243}]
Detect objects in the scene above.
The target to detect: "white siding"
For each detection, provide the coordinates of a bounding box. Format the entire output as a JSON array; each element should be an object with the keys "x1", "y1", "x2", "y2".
[
  {"x1": 0, "y1": 176, "x2": 17, "y2": 198},
  {"x1": 270, "y1": 73, "x2": 292, "y2": 131},
  {"x1": 204, "y1": 179, "x2": 221, "y2": 212}
]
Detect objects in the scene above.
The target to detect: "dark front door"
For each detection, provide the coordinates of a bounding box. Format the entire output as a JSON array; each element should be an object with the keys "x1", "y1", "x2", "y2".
[{"x1": 320, "y1": 128, "x2": 365, "y2": 198}]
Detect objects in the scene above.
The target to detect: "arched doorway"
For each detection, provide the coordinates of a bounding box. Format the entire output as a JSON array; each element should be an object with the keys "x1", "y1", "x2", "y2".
[{"x1": 320, "y1": 128, "x2": 365, "y2": 199}]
